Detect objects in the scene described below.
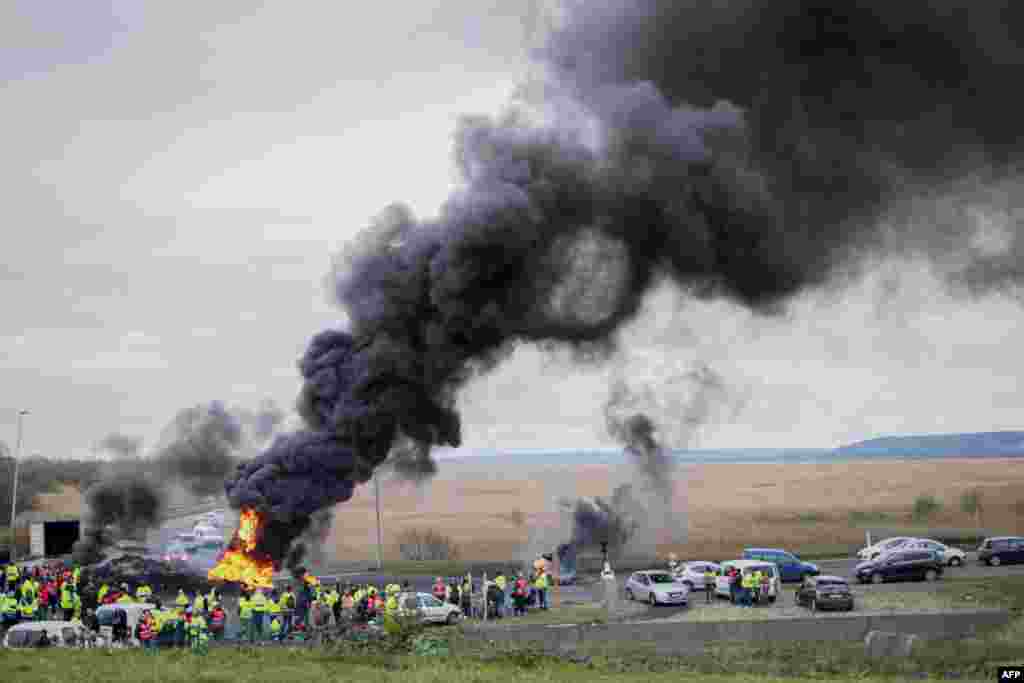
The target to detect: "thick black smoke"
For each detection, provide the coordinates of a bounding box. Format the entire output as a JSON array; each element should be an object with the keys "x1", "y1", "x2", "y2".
[
  {"x1": 226, "y1": 0, "x2": 1024, "y2": 562},
  {"x1": 95, "y1": 433, "x2": 143, "y2": 459},
  {"x1": 78, "y1": 402, "x2": 260, "y2": 562},
  {"x1": 73, "y1": 472, "x2": 165, "y2": 563},
  {"x1": 558, "y1": 484, "x2": 642, "y2": 561}
]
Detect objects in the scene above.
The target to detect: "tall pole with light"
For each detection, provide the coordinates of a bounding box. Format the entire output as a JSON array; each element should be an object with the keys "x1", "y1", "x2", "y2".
[
  {"x1": 9, "y1": 409, "x2": 29, "y2": 560},
  {"x1": 374, "y1": 471, "x2": 383, "y2": 570}
]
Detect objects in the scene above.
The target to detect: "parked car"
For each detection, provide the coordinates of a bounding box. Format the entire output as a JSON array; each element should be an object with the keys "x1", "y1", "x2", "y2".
[
  {"x1": 675, "y1": 561, "x2": 721, "y2": 590},
  {"x1": 742, "y1": 548, "x2": 820, "y2": 583},
  {"x1": 857, "y1": 537, "x2": 915, "y2": 561},
  {"x1": 855, "y1": 550, "x2": 944, "y2": 584},
  {"x1": 794, "y1": 575, "x2": 854, "y2": 612},
  {"x1": 4, "y1": 621, "x2": 91, "y2": 648},
  {"x1": 714, "y1": 560, "x2": 780, "y2": 603},
  {"x1": 900, "y1": 539, "x2": 967, "y2": 567},
  {"x1": 624, "y1": 571, "x2": 690, "y2": 606},
  {"x1": 977, "y1": 537, "x2": 1024, "y2": 566},
  {"x1": 397, "y1": 592, "x2": 462, "y2": 625}
]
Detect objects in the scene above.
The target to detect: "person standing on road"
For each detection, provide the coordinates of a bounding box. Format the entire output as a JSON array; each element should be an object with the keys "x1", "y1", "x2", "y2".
[
  {"x1": 494, "y1": 572, "x2": 507, "y2": 618},
  {"x1": 704, "y1": 567, "x2": 715, "y2": 604},
  {"x1": 250, "y1": 588, "x2": 268, "y2": 641},
  {"x1": 280, "y1": 585, "x2": 295, "y2": 636},
  {"x1": 238, "y1": 592, "x2": 253, "y2": 643}
]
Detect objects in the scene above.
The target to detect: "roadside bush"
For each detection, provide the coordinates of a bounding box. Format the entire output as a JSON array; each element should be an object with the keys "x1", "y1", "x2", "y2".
[
  {"x1": 795, "y1": 512, "x2": 825, "y2": 523},
  {"x1": 397, "y1": 528, "x2": 460, "y2": 561},
  {"x1": 912, "y1": 494, "x2": 942, "y2": 522}
]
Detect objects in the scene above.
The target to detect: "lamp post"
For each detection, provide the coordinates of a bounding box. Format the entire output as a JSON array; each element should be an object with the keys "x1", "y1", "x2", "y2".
[
  {"x1": 374, "y1": 472, "x2": 383, "y2": 570},
  {"x1": 9, "y1": 409, "x2": 29, "y2": 560}
]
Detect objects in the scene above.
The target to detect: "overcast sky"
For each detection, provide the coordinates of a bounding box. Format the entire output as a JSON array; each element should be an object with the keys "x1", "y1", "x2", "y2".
[{"x1": 2, "y1": 1, "x2": 1022, "y2": 462}]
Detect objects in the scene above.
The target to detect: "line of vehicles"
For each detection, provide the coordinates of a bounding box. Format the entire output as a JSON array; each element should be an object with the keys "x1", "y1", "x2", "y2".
[
  {"x1": 624, "y1": 535, "x2": 1022, "y2": 612},
  {"x1": 160, "y1": 511, "x2": 227, "y2": 565}
]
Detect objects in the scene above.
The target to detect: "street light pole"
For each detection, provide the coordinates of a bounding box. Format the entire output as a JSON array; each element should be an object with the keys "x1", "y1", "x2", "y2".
[
  {"x1": 9, "y1": 409, "x2": 29, "y2": 560},
  {"x1": 374, "y1": 472, "x2": 383, "y2": 570}
]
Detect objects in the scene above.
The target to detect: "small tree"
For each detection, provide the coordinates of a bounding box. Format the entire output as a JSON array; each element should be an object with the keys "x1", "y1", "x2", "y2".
[
  {"x1": 959, "y1": 489, "x2": 983, "y2": 528},
  {"x1": 912, "y1": 494, "x2": 942, "y2": 522}
]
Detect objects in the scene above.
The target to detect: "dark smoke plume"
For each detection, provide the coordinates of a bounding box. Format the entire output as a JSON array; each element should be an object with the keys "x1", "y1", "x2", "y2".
[
  {"x1": 154, "y1": 401, "x2": 243, "y2": 498},
  {"x1": 77, "y1": 402, "x2": 261, "y2": 562},
  {"x1": 558, "y1": 484, "x2": 642, "y2": 560},
  {"x1": 73, "y1": 472, "x2": 165, "y2": 563},
  {"x1": 95, "y1": 433, "x2": 143, "y2": 459},
  {"x1": 226, "y1": 0, "x2": 1024, "y2": 563}
]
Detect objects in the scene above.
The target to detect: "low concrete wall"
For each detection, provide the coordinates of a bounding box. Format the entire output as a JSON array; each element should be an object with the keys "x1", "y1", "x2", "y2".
[{"x1": 461, "y1": 609, "x2": 1012, "y2": 655}]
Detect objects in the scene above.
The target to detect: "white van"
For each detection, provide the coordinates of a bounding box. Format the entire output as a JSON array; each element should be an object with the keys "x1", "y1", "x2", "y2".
[
  {"x1": 95, "y1": 602, "x2": 157, "y2": 647},
  {"x1": 4, "y1": 621, "x2": 91, "y2": 648},
  {"x1": 714, "y1": 560, "x2": 780, "y2": 603}
]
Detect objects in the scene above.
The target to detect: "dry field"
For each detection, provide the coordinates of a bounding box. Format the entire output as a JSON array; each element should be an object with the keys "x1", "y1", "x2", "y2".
[{"x1": 326, "y1": 457, "x2": 1024, "y2": 561}]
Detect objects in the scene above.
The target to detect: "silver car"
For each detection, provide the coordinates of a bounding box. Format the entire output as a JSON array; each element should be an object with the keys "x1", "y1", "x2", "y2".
[
  {"x1": 675, "y1": 561, "x2": 721, "y2": 590},
  {"x1": 625, "y1": 570, "x2": 689, "y2": 606}
]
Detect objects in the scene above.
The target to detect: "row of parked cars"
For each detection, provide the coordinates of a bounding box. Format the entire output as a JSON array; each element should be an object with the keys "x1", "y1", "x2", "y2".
[{"x1": 624, "y1": 547, "x2": 822, "y2": 606}]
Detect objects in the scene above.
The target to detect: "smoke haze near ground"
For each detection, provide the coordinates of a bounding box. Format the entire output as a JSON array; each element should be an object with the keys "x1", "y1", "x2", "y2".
[{"x1": 224, "y1": 0, "x2": 1024, "y2": 564}]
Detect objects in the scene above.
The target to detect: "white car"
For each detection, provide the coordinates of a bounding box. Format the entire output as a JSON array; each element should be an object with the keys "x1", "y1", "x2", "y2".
[
  {"x1": 675, "y1": 561, "x2": 721, "y2": 590},
  {"x1": 857, "y1": 537, "x2": 915, "y2": 560},
  {"x1": 899, "y1": 539, "x2": 968, "y2": 567},
  {"x1": 624, "y1": 570, "x2": 690, "y2": 606},
  {"x1": 4, "y1": 621, "x2": 91, "y2": 648},
  {"x1": 714, "y1": 560, "x2": 780, "y2": 603},
  {"x1": 397, "y1": 592, "x2": 462, "y2": 625}
]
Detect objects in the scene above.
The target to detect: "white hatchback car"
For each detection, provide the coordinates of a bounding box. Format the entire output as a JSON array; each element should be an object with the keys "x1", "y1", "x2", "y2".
[
  {"x1": 857, "y1": 537, "x2": 915, "y2": 560},
  {"x1": 397, "y1": 592, "x2": 462, "y2": 625},
  {"x1": 624, "y1": 570, "x2": 689, "y2": 606},
  {"x1": 4, "y1": 621, "x2": 91, "y2": 648},
  {"x1": 898, "y1": 539, "x2": 968, "y2": 567}
]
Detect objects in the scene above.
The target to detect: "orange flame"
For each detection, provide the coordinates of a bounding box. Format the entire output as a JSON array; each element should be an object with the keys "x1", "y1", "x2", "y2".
[{"x1": 208, "y1": 508, "x2": 275, "y2": 590}]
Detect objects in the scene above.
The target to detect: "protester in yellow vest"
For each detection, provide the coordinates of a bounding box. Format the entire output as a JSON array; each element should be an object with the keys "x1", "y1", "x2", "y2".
[
  {"x1": 19, "y1": 597, "x2": 37, "y2": 620},
  {"x1": 238, "y1": 594, "x2": 253, "y2": 641},
  {"x1": 270, "y1": 616, "x2": 282, "y2": 640},
  {"x1": 175, "y1": 589, "x2": 189, "y2": 615},
  {"x1": 97, "y1": 583, "x2": 109, "y2": 604},
  {"x1": 136, "y1": 583, "x2": 152, "y2": 601},
  {"x1": 250, "y1": 589, "x2": 268, "y2": 641}
]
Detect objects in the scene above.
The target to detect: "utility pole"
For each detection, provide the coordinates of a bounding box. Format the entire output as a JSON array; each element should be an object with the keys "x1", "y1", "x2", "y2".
[
  {"x1": 374, "y1": 472, "x2": 383, "y2": 570},
  {"x1": 9, "y1": 409, "x2": 29, "y2": 561}
]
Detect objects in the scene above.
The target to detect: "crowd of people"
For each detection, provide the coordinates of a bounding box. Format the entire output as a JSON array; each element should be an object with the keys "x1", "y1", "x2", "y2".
[
  {"x1": 0, "y1": 557, "x2": 558, "y2": 651},
  {"x1": 2, "y1": 560, "x2": 85, "y2": 626}
]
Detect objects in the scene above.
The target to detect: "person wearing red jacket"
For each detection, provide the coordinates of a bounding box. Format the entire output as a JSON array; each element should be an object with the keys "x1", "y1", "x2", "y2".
[{"x1": 138, "y1": 610, "x2": 156, "y2": 653}]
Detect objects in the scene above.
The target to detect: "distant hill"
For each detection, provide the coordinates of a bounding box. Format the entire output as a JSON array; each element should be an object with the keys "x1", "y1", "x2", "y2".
[{"x1": 836, "y1": 431, "x2": 1024, "y2": 457}]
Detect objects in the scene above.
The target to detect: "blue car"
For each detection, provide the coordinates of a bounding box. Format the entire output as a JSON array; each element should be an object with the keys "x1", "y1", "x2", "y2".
[{"x1": 742, "y1": 548, "x2": 820, "y2": 583}]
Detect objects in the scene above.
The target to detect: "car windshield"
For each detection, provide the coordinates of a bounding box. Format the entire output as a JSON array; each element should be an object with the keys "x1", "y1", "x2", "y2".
[
  {"x1": 648, "y1": 574, "x2": 675, "y2": 584},
  {"x1": 817, "y1": 579, "x2": 848, "y2": 588}
]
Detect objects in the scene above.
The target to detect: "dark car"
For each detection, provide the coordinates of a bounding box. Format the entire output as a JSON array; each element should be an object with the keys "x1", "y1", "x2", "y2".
[
  {"x1": 977, "y1": 537, "x2": 1024, "y2": 566},
  {"x1": 855, "y1": 550, "x2": 944, "y2": 584},
  {"x1": 742, "y1": 548, "x2": 820, "y2": 583},
  {"x1": 795, "y1": 575, "x2": 854, "y2": 612}
]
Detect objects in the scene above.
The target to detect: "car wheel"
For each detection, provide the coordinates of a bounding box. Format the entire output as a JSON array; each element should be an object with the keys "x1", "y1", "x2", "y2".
[
  {"x1": 924, "y1": 569, "x2": 938, "y2": 582},
  {"x1": 683, "y1": 581, "x2": 693, "y2": 592},
  {"x1": 950, "y1": 557, "x2": 962, "y2": 567},
  {"x1": 871, "y1": 572, "x2": 884, "y2": 585},
  {"x1": 871, "y1": 553, "x2": 880, "y2": 560},
  {"x1": 768, "y1": 596, "x2": 776, "y2": 604},
  {"x1": 625, "y1": 588, "x2": 634, "y2": 601},
  {"x1": 648, "y1": 593, "x2": 657, "y2": 606},
  {"x1": 991, "y1": 556, "x2": 1002, "y2": 567},
  {"x1": 446, "y1": 612, "x2": 458, "y2": 625}
]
